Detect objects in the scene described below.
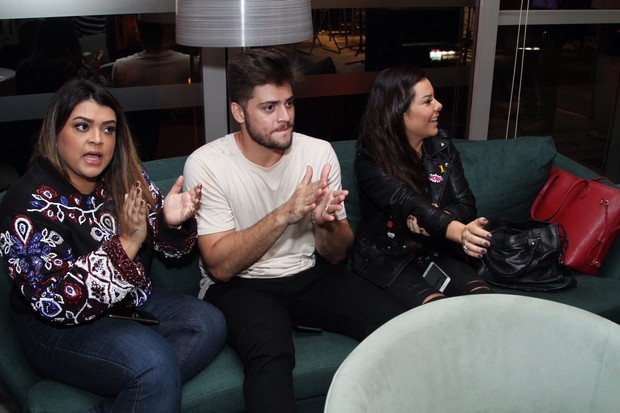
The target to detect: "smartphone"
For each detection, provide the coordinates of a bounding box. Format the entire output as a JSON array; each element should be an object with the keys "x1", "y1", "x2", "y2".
[
  {"x1": 423, "y1": 261, "x2": 451, "y2": 293},
  {"x1": 108, "y1": 308, "x2": 160, "y2": 325}
]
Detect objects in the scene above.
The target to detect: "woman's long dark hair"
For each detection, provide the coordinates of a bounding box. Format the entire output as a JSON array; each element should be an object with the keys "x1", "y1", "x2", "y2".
[
  {"x1": 31, "y1": 78, "x2": 155, "y2": 219},
  {"x1": 357, "y1": 65, "x2": 428, "y2": 191}
]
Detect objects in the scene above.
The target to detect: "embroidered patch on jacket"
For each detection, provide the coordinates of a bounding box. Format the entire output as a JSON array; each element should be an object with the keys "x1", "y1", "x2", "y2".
[{"x1": 428, "y1": 174, "x2": 443, "y2": 183}]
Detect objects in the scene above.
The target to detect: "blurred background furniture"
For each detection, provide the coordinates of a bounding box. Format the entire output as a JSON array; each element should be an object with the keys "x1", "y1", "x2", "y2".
[
  {"x1": 0, "y1": 68, "x2": 15, "y2": 96},
  {"x1": 325, "y1": 294, "x2": 620, "y2": 413}
]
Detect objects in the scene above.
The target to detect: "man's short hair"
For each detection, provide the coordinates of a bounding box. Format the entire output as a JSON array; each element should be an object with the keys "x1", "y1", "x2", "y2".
[{"x1": 227, "y1": 48, "x2": 302, "y2": 108}]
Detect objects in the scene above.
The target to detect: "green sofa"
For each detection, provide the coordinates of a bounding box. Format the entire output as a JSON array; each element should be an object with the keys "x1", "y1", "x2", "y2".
[{"x1": 1, "y1": 136, "x2": 619, "y2": 412}]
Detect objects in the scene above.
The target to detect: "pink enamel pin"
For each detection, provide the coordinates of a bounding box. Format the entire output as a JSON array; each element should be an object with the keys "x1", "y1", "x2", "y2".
[{"x1": 429, "y1": 174, "x2": 443, "y2": 183}]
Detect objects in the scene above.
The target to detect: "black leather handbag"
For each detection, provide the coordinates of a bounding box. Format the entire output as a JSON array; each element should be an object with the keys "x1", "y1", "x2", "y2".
[{"x1": 475, "y1": 219, "x2": 575, "y2": 292}]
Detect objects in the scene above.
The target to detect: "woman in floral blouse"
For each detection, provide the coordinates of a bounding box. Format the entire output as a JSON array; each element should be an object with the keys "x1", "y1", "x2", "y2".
[{"x1": 0, "y1": 78, "x2": 226, "y2": 413}]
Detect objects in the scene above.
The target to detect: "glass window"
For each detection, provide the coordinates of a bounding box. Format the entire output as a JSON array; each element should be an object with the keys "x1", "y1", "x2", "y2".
[
  {"x1": 0, "y1": 14, "x2": 201, "y2": 95},
  {"x1": 500, "y1": 0, "x2": 592, "y2": 10},
  {"x1": 0, "y1": 13, "x2": 204, "y2": 189},
  {"x1": 0, "y1": 4, "x2": 477, "y2": 190},
  {"x1": 280, "y1": 7, "x2": 474, "y2": 142},
  {"x1": 489, "y1": 21, "x2": 620, "y2": 176}
]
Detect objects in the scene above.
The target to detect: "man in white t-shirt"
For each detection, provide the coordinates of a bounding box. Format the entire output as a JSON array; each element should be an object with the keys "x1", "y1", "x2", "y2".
[{"x1": 183, "y1": 48, "x2": 405, "y2": 413}]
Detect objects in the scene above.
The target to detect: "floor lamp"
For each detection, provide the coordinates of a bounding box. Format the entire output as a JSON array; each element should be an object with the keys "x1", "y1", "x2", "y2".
[{"x1": 175, "y1": 0, "x2": 314, "y2": 142}]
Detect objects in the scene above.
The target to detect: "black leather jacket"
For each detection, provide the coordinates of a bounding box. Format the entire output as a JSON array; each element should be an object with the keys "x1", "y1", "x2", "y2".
[{"x1": 352, "y1": 133, "x2": 477, "y2": 287}]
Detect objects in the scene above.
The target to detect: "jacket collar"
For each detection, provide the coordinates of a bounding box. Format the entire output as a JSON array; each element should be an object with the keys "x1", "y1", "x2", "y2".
[{"x1": 422, "y1": 129, "x2": 450, "y2": 158}]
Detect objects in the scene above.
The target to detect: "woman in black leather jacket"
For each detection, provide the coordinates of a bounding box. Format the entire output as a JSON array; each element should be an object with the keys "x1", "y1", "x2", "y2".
[{"x1": 352, "y1": 65, "x2": 492, "y2": 308}]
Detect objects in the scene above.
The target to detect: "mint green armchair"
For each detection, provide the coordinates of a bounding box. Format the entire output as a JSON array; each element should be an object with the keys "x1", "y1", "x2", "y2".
[{"x1": 325, "y1": 295, "x2": 620, "y2": 412}]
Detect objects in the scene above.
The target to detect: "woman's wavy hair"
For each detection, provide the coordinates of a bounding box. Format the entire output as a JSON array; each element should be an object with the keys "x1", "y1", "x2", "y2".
[
  {"x1": 357, "y1": 65, "x2": 428, "y2": 191},
  {"x1": 31, "y1": 78, "x2": 154, "y2": 219}
]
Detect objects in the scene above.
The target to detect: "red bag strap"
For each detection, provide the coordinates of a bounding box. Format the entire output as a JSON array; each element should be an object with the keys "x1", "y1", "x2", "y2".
[
  {"x1": 592, "y1": 175, "x2": 614, "y2": 185},
  {"x1": 531, "y1": 171, "x2": 588, "y2": 221},
  {"x1": 585, "y1": 223, "x2": 620, "y2": 269}
]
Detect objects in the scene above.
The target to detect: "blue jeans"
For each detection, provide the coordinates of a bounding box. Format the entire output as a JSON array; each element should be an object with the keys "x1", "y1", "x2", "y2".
[{"x1": 15, "y1": 288, "x2": 226, "y2": 413}]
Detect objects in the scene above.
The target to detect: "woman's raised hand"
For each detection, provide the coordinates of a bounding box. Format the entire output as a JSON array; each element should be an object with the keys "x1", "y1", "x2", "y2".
[
  {"x1": 119, "y1": 181, "x2": 148, "y2": 259},
  {"x1": 163, "y1": 176, "x2": 201, "y2": 228}
]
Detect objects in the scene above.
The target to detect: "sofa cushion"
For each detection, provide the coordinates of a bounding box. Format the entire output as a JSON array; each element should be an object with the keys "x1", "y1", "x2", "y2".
[
  {"x1": 27, "y1": 380, "x2": 102, "y2": 413},
  {"x1": 150, "y1": 250, "x2": 202, "y2": 296},
  {"x1": 180, "y1": 331, "x2": 358, "y2": 412},
  {"x1": 494, "y1": 275, "x2": 620, "y2": 324},
  {"x1": 331, "y1": 140, "x2": 360, "y2": 232},
  {"x1": 26, "y1": 331, "x2": 359, "y2": 413},
  {"x1": 144, "y1": 155, "x2": 204, "y2": 296},
  {"x1": 453, "y1": 136, "x2": 557, "y2": 221},
  {"x1": 0, "y1": 262, "x2": 42, "y2": 408},
  {"x1": 144, "y1": 155, "x2": 189, "y2": 194}
]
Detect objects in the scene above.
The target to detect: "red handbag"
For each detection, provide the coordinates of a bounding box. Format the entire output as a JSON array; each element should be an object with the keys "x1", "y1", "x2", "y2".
[{"x1": 531, "y1": 168, "x2": 620, "y2": 275}]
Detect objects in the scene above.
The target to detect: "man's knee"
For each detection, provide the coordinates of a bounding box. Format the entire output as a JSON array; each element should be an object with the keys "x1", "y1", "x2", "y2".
[{"x1": 235, "y1": 317, "x2": 295, "y2": 364}]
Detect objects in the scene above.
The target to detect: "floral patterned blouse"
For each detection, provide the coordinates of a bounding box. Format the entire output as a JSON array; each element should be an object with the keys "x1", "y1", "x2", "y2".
[{"x1": 0, "y1": 159, "x2": 196, "y2": 326}]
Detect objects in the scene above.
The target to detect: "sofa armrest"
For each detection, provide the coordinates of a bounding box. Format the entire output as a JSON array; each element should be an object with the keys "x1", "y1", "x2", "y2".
[{"x1": 0, "y1": 266, "x2": 43, "y2": 409}]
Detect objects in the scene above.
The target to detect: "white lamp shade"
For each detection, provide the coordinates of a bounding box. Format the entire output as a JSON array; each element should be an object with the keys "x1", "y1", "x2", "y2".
[{"x1": 176, "y1": 0, "x2": 313, "y2": 47}]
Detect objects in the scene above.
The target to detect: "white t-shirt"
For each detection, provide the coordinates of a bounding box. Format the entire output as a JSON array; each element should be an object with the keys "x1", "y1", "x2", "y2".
[{"x1": 183, "y1": 132, "x2": 346, "y2": 297}]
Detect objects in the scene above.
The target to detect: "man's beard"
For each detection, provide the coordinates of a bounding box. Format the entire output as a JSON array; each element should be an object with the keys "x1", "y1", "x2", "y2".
[{"x1": 246, "y1": 119, "x2": 294, "y2": 151}]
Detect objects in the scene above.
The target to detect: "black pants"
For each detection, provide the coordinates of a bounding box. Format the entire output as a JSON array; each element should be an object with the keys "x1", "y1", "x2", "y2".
[
  {"x1": 204, "y1": 258, "x2": 405, "y2": 413},
  {"x1": 385, "y1": 253, "x2": 491, "y2": 308}
]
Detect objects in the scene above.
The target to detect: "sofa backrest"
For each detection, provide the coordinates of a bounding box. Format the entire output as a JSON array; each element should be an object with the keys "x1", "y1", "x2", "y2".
[
  {"x1": 142, "y1": 156, "x2": 203, "y2": 296},
  {"x1": 145, "y1": 137, "x2": 559, "y2": 241},
  {"x1": 330, "y1": 141, "x2": 361, "y2": 232},
  {"x1": 333, "y1": 136, "x2": 558, "y2": 231},
  {"x1": 1, "y1": 137, "x2": 618, "y2": 322},
  {"x1": 452, "y1": 136, "x2": 558, "y2": 221}
]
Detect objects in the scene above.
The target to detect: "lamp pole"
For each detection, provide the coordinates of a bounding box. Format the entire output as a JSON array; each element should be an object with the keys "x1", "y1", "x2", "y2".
[{"x1": 201, "y1": 47, "x2": 228, "y2": 143}]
